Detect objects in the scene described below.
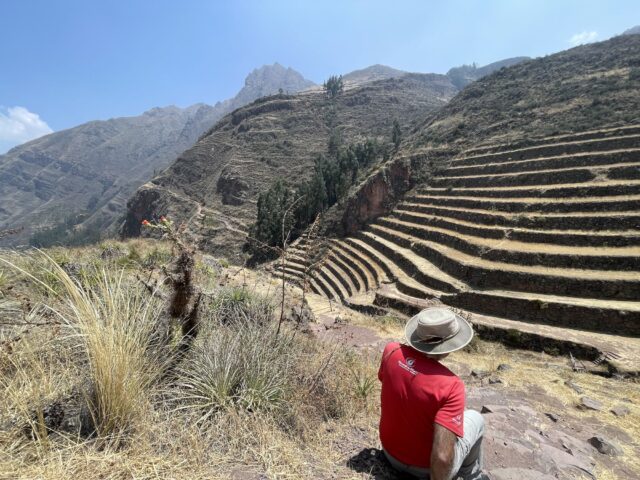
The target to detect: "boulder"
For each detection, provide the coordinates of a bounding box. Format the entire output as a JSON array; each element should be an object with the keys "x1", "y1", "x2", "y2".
[
  {"x1": 588, "y1": 436, "x2": 622, "y2": 456},
  {"x1": 578, "y1": 397, "x2": 603, "y2": 411},
  {"x1": 564, "y1": 380, "x2": 584, "y2": 394},
  {"x1": 610, "y1": 405, "x2": 630, "y2": 417},
  {"x1": 545, "y1": 412, "x2": 560, "y2": 423}
]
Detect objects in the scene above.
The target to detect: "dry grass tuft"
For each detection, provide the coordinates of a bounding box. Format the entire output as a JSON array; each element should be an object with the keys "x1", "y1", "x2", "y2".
[{"x1": 1, "y1": 252, "x2": 166, "y2": 443}]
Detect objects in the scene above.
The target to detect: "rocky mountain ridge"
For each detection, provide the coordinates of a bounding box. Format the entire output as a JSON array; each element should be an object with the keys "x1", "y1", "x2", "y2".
[{"x1": 0, "y1": 64, "x2": 316, "y2": 246}]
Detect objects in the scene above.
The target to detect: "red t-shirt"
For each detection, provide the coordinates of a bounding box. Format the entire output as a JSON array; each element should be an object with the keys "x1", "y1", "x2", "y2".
[{"x1": 378, "y1": 342, "x2": 465, "y2": 468}]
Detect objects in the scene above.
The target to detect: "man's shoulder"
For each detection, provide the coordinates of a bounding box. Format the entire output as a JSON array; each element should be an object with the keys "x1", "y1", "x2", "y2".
[
  {"x1": 383, "y1": 341, "x2": 401, "y2": 351},
  {"x1": 417, "y1": 358, "x2": 463, "y2": 385}
]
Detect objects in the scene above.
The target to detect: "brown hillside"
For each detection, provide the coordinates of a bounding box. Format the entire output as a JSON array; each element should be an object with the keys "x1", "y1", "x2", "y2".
[
  {"x1": 122, "y1": 74, "x2": 458, "y2": 260},
  {"x1": 410, "y1": 34, "x2": 640, "y2": 151}
]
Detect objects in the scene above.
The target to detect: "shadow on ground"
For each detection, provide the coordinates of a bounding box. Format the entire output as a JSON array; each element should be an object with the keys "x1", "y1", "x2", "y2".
[{"x1": 346, "y1": 448, "x2": 415, "y2": 479}]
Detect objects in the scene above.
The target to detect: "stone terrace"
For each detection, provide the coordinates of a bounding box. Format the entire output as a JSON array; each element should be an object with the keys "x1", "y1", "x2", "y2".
[{"x1": 271, "y1": 125, "x2": 640, "y2": 372}]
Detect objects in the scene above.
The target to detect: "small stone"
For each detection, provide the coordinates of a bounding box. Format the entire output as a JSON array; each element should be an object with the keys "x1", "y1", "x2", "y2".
[
  {"x1": 471, "y1": 369, "x2": 490, "y2": 378},
  {"x1": 610, "y1": 405, "x2": 630, "y2": 417},
  {"x1": 564, "y1": 380, "x2": 584, "y2": 394},
  {"x1": 588, "y1": 436, "x2": 622, "y2": 456},
  {"x1": 497, "y1": 364, "x2": 512, "y2": 372},
  {"x1": 488, "y1": 377, "x2": 503, "y2": 385},
  {"x1": 578, "y1": 397, "x2": 603, "y2": 411},
  {"x1": 481, "y1": 404, "x2": 511, "y2": 414},
  {"x1": 545, "y1": 412, "x2": 561, "y2": 423}
]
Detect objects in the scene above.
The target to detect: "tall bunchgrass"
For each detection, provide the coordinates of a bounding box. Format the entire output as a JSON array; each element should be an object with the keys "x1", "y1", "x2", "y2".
[
  {"x1": 71, "y1": 269, "x2": 165, "y2": 440},
  {"x1": 1, "y1": 252, "x2": 166, "y2": 442},
  {"x1": 175, "y1": 290, "x2": 296, "y2": 421}
]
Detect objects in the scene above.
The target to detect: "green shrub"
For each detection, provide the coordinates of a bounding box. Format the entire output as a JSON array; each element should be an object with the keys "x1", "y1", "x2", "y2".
[
  {"x1": 143, "y1": 246, "x2": 172, "y2": 268},
  {"x1": 175, "y1": 318, "x2": 297, "y2": 421}
]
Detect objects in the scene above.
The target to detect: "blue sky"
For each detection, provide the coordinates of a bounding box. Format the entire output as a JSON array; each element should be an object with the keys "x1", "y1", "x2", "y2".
[{"x1": 1, "y1": 0, "x2": 639, "y2": 152}]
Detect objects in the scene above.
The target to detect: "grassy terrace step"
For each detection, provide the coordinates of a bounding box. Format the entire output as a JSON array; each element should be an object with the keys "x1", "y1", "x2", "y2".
[
  {"x1": 281, "y1": 252, "x2": 309, "y2": 267},
  {"x1": 329, "y1": 244, "x2": 373, "y2": 291},
  {"x1": 374, "y1": 283, "x2": 640, "y2": 337},
  {"x1": 418, "y1": 181, "x2": 640, "y2": 199},
  {"x1": 308, "y1": 277, "x2": 326, "y2": 297},
  {"x1": 609, "y1": 165, "x2": 640, "y2": 180},
  {"x1": 374, "y1": 284, "x2": 640, "y2": 347},
  {"x1": 429, "y1": 163, "x2": 638, "y2": 188},
  {"x1": 270, "y1": 264, "x2": 304, "y2": 282},
  {"x1": 462, "y1": 125, "x2": 640, "y2": 157},
  {"x1": 310, "y1": 268, "x2": 342, "y2": 301},
  {"x1": 337, "y1": 237, "x2": 443, "y2": 300},
  {"x1": 326, "y1": 251, "x2": 363, "y2": 293},
  {"x1": 337, "y1": 239, "x2": 391, "y2": 285},
  {"x1": 396, "y1": 203, "x2": 640, "y2": 231},
  {"x1": 352, "y1": 233, "x2": 461, "y2": 295},
  {"x1": 407, "y1": 194, "x2": 640, "y2": 214},
  {"x1": 452, "y1": 135, "x2": 640, "y2": 167},
  {"x1": 451, "y1": 289, "x2": 640, "y2": 337},
  {"x1": 351, "y1": 233, "x2": 464, "y2": 294},
  {"x1": 314, "y1": 261, "x2": 350, "y2": 300},
  {"x1": 394, "y1": 210, "x2": 640, "y2": 247},
  {"x1": 445, "y1": 149, "x2": 640, "y2": 177},
  {"x1": 323, "y1": 256, "x2": 358, "y2": 297},
  {"x1": 277, "y1": 259, "x2": 307, "y2": 274},
  {"x1": 376, "y1": 217, "x2": 640, "y2": 271},
  {"x1": 363, "y1": 226, "x2": 640, "y2": 301}
]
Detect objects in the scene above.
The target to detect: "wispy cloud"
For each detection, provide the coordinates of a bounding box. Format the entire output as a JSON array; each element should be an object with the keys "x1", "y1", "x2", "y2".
[
  {"x1": 0, "y1": 106, "x2": 53, "y2": 154},
  {"x1": 569, "y1": 31, "x2": 598, "y2": 46}
]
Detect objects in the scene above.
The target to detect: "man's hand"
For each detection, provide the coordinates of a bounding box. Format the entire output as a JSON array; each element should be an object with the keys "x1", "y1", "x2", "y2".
[{"x1": 430, "y1": 423, "x2": 457, "y2": 480}]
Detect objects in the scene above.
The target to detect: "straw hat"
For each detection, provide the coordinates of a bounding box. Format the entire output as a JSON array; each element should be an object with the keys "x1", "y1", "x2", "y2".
[{"x1": 404, "y1": 307, "x2": 474, "y2": 354}]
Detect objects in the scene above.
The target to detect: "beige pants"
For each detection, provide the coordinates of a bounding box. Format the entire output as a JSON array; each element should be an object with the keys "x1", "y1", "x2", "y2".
[{"x1": 383, "y1": 410, "x2": 485, "y2": 480}]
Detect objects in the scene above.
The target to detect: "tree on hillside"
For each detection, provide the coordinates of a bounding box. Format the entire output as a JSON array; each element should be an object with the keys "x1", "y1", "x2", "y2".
[
  {"x1": 392, "y1": 119, "x2": 402, "y2": 149},
  {"x1": 323, "y1": 75, "x2": 344, "y2": 98},
  {"x1": 250, "y1": 180, "x2": 295, "y2": 251},
  {"x1": 247, "y1": 138, "x2": 386, "y2": 257}
]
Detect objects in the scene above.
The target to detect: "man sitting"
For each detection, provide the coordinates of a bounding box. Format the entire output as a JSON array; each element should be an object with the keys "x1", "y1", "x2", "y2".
[{"x1": 378, "y1": 307, "x2": 485, "y2": 480}]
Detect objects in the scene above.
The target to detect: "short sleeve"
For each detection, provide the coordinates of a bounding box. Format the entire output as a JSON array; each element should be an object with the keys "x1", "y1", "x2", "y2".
[
  {"x1": 378, "y1": 342, "x2": 396, "y2": 382},
  {"x1": 434, "y1": 379, "x2": 465, "y2": 437}
]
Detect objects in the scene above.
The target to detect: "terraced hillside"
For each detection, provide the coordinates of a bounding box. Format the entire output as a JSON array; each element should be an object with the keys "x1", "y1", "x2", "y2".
[
  {"x1": 123, "y1": 74, "x2": 458, "y2": 259},
  {"x1": 274, "y1": 125, "x2": 640, "y2": 351}
]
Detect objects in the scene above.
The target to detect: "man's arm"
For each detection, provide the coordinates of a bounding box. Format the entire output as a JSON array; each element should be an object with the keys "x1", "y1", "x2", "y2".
[{"x1": 430, "y1": 422, "x2": 457, "y2": 480}]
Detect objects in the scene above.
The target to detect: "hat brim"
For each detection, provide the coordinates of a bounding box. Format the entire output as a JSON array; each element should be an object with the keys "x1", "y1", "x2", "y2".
[{"x1": 404, "y1": 313, "x2": 474, "y2": 355}]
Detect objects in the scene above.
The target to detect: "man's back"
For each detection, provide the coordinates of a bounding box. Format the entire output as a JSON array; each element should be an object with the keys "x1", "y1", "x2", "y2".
[{"x1": 378, "y1": 342, "x2": 465, "y2": 468}]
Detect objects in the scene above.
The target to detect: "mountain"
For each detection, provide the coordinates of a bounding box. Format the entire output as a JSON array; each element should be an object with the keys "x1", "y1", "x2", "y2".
[
  {"x1": 342, "y1": 64, "x2": 409, "y2": 85},
  {"x1": 411, "y1": 34, "x2": 640, "y2": 150},
  {"x1": 225, "y1": 63, "x2": 316, "y2": 110},
  {"x1": 445, "y1": 56, "x2": 530, "y2": 89},
  {"x1": 0, "y1": 64, "x2": 316, "y2": 246},
  {"x1": 622, "y1": 25, "x2": 640, "y2": 35},
  {"x1": 122, "y1": 73, "x2": 458, "y2": 259}
]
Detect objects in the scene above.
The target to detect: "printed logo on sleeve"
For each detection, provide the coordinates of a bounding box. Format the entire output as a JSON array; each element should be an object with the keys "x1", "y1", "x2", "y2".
[
  {"x1": 451, "y1": 414, "x2": 462, "y2": 426},
  {"x1": 398, "y1": 357, "x2": 418, "y2": 375}
]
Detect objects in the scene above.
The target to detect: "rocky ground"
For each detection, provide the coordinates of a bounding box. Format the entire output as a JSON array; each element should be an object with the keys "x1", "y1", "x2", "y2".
[{"x1": 284, "y1": 285, "x2": 640, "y2": 479}]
